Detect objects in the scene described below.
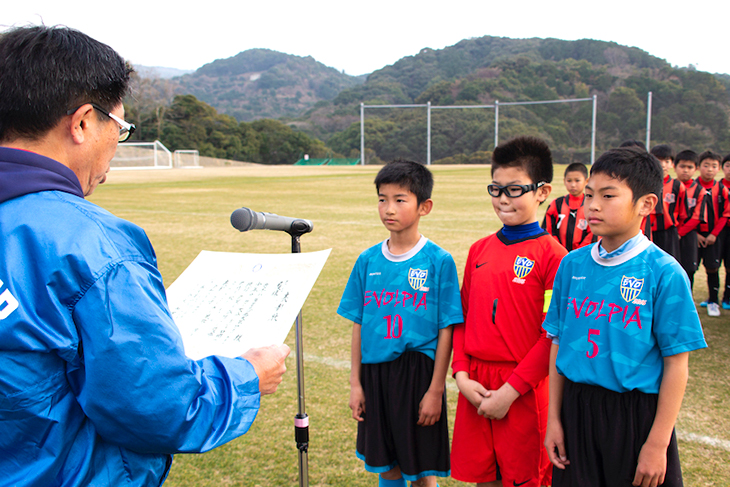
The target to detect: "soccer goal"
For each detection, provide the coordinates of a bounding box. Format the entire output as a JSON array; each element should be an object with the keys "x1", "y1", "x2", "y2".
[
  {"x1": 174, "y1": 150, "x2": 201, "y2": 168},
  {"x1": 112, "y1": 140, "x2": 172, "y2": 170}
]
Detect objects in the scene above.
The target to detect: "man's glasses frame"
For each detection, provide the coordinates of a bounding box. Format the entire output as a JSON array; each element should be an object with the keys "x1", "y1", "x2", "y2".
[
  {"x1": 487, "y1": 181, "x2": 545, "y2": 198},
  {"x1": 66, "y1": 103, "x2": 136, "y2": 142}
]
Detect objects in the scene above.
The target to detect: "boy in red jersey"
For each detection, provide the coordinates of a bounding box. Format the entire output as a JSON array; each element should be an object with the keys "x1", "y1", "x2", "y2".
[
  {"x1": 648, "y1": 144, "x2": 686, "y2": 260},
  {"x1": 543, "y1": 163, "x2": 595, "y2": 251},
  {"x1": 678, "y1": 150, "x2": 730, "y2": 317},
  {"x1": 451, "y1": 136, "x2": 567, "y2": 487},
  {"x1": 674, "y1": 150, "x2": 706, "y2": 287},
  {"x1": 720, "y1": 154, "x2": 730, "y2": 308}
]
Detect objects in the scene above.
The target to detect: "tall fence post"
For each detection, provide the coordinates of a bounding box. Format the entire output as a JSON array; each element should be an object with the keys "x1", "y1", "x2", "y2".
[
  {"x1": 494, "y1": 100, "x2": 499, "y2": 148},
  {"x1": 427, "y1": 101, "x2": 431, "y2": 166},
  {"x1": 645, "y1": 91, "x2": 653, "y2": 150},
  {"x1": 591, "y1": 95, "x2": 597, "y2": 165},
  {"x1": 360, "y1": 103, "x2": 365, "y2": 165}
]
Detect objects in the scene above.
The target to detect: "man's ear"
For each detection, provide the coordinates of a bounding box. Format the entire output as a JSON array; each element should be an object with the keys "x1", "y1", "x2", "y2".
[
  {"x1": 637, "y1": 193, "x2": 659, "y2": 217},
  {"x1": 419, "y1": 198, "x2": 434, "y2": 216},
  {"x1": 68, "y1": 104, "x2": 95, "y2": 144}
]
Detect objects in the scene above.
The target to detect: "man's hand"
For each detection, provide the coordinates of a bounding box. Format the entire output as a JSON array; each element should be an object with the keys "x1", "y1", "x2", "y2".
[
  {"x1": 242, "y1": 344, "x2": 290, "y2": 395},
  {"x1": 706, "y1": 234, "x2": 717, "y2": 246}
]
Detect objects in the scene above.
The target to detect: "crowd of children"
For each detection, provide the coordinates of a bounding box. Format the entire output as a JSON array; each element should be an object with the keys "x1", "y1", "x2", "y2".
[{"x1": 339, "y1": 138, "x2": 711, "y2": 487}]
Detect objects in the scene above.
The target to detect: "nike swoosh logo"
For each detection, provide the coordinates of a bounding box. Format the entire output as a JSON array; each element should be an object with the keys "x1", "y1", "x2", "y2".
[
  {"x1": 476, "y1": 262, "x2": 488, "y2": 268},
  {"x1": 513, "y1": 480, "x2": 531, "y2": 487}
]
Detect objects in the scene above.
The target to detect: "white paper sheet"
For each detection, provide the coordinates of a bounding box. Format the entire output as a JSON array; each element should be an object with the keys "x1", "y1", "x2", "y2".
[{"x1": 166, "y1": 249, "x2": 331, "y2": 360}]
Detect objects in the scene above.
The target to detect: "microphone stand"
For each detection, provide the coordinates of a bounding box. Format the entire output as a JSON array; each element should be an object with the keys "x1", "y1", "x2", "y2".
[
  {"x1": 231, "y1": 210, "x2": 312, "y2": 487},
  {"x1": 285, "y1": 223, "x2": 311, "y2": 487}
]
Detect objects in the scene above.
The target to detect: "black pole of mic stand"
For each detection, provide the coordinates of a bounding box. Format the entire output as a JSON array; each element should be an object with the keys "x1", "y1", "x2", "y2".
[{"x1": 287, "y1": 230, "x2": 309, "y2": 487}]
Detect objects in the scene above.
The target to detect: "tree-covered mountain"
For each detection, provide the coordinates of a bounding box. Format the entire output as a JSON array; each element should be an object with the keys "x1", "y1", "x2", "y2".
[
  {"x1": 173, "y1": 49, "x2": 365, "y2": 122},
  {"x1": 126, "y1": 36, "x2": 730, "y2": 164},
  {"x1": 311, "y1": 36, "x2": 730, "y2": 163}
]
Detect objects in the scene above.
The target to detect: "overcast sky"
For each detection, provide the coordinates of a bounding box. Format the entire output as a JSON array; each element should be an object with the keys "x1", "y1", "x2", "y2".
[{"x1": 4, "y1": 1, "x2": 730, "y2": 76}]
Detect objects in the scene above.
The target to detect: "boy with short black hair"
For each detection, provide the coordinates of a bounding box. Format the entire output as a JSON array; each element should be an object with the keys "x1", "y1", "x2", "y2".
[
  {"x1": 339, "y1": 159, "x2": 463, "y2": 487},
  {"x1": 648, "y1": 144, "x2": 685, "y2": 259},
  {"x1": 674, "y1": 150, "x2": 705, "y2": 286},
  {"x1": 543, "y1": 162, "x2": 595, "y2": 251},
  {"x1": 544, "y1": 146, "x2": 707, "y2": 487},
  {"x1": 452, "y1": 136, "x2": 567, "y2": 487},
  {"x1": 677, "y1": 150, "x2": 730, "y2": 316}
]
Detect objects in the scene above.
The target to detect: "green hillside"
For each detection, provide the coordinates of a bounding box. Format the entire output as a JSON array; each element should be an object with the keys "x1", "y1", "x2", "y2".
[
  {"x1": 175, "y1": 49, "x2": 365, "y2": 122},
  {"x1": 126, "y1": 36, "x2": 730, "y2": 164}
]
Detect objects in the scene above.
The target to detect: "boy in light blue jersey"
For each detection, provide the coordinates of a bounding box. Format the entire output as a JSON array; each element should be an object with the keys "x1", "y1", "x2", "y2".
[
  {"x1": 543, "y1": 147, "x2": 707, "y2": 487},
  {"x1": 338, "y1": 159, "x2": 463, "y2": 487}
]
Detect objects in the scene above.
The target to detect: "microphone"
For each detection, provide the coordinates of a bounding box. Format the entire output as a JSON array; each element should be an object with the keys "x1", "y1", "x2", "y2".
[{"x1": 231, "y1": 207, "x2": 313, "y2": 235}]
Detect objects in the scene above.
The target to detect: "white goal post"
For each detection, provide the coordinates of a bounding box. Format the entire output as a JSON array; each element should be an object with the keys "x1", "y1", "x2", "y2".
[
  {"x1": 360, "y1": 95, "x2": 598, "y2": 165},
  {"x1": 111, "y1": 140, "x2": 172, "y2": 170},
  {"x1": 174, "y1": 149, "x2": 201, "y2": 168}
]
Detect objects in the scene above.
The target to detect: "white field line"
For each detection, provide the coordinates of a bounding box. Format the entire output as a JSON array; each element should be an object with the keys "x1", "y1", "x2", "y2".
[
  {"x1": 676, "y1": 431, "x2": 730, "y2": 452},
  {"x1": 300, "y1": 352, "x2": 730, "y2": 452}
]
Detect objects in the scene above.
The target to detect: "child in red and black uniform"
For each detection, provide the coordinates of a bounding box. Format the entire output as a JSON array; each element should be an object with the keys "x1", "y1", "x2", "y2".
[
  {"x1": 543, "y1": 162, "x2": 595, "y2": 252},
  {"x1": 720, "y1": 154, "x2": 730, "y2": 308},
  {"x1": 674, "y1": 150, "x2": 706, "y2": 287},
  {"x1": 678, "y1": 150, "x2": 730, "y2": 317},
  {"x1": 452, "y1": 136, "x2": 567, "y2": 487},
  {"x1": 648, "y1": 144, "x2": 686, "y2": 260}
]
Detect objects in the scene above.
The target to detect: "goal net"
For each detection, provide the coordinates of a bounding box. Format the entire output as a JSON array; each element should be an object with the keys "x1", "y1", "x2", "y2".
[
  {"x1": 174, "y1": 149, "x2": 201, "y2": 168},
  {"x1": 111, "y1": 141, "x2": 172, "y2": 170}
]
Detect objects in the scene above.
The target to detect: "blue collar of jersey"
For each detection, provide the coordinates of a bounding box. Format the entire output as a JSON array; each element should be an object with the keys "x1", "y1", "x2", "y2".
[{"x1": 501, "y1": 221, "x2": 543, "y2": 241}]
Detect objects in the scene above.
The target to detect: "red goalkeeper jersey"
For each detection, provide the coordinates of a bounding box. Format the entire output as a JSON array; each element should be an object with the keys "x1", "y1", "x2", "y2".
[{"x1": 452, "y1": 230, "x2": 567, "y2": 394}]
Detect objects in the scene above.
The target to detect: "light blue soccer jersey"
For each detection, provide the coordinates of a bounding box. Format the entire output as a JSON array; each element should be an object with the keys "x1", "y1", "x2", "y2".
[
  {"x1": 543, "y1": 234, "x2": 707, "y2": 394},
  {"x1": 338, "y1": 237, "x2": 463, "y2": 364}
]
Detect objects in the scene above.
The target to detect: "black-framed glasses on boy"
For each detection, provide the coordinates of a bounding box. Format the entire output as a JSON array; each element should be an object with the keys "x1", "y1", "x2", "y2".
[
  {"x1": 487, "y1": 181, "x2": 545, "y2": 198},
  {"x1": 66, "y1": 103, "x2": 136, "y2": 142}
]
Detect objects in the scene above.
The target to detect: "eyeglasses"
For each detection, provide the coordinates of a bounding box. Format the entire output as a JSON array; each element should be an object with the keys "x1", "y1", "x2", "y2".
[
  {"x1": 66, "y1": 103, "x2": 136, "y2": 142},
  {"x1": 487, "y1": 181, "x2": 545, "y2": 198}
]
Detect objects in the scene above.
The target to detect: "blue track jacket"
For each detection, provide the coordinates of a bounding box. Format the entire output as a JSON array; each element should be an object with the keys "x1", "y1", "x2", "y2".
[{"x1": 0, "y1": 147, "x2": 261, "y2": 486}]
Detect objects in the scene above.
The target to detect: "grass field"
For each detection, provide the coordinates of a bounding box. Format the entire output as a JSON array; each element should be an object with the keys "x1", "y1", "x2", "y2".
[{"x1": 90, "y1": 165, "x2": 730, "y2": 486}]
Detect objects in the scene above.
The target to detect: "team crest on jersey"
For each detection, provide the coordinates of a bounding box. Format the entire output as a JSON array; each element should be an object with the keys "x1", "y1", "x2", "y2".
[
  {"x1": 577, "y1": 219, "x2": 588, "y2": 230},
  {"x1": 408, "y1": 268, "x2": 428, "y2": 290},
  {"x1": 664, "y1": 193, "x2": 676, "y2": 204},
  {"x1": 687, "y1": 197, "x2": 697, "y2": 209},
  {"x1": 620, "y1": 275, "x2": 644, "y2": 303},
  {"x1": 513, "y1": 256, "x2": 535, "y2": 279}
]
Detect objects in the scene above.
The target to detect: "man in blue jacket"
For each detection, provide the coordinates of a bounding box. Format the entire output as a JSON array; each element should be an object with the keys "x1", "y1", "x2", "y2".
[{"x1": 0, "y1": 26, "x2": 289, "y2": 486}]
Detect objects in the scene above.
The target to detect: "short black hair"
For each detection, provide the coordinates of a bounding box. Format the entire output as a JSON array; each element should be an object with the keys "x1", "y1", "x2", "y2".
[
  {"x1": 590, "y1": 147, "x2": 663, "y2": 203},
  {"x1": 374, "y1": 159, "x2": 434, "y2": 205},
  {"x1": 650, "y1": 144, "x2": 674, "y2": 161},
  {"x1": 0, "y1": 25, "x2": 133, "y2": 142},
  {"x1": 675, "y1": 150, "x2": 699, "y2": 167},
  {"x1": 618, "y1": 139, "x2": 647, "y2": 150},
  {"x1": 492, "y1": 136, "x2": 553, "y2": 185},
  {"x1": 564, "y1": 162, "x2": 588, "y2": 178},
  {"x1": 723, "y1": 153, "x2": 730, "y2": 166},
  {"x1": 698, "y1": 150, "x2": 722, "y2": 165}
]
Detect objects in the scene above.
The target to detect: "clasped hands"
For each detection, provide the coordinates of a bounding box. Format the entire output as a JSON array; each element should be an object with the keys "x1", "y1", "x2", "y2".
[{"x1": 455, "y1": 372, "x2": 519, "y2": 420}]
